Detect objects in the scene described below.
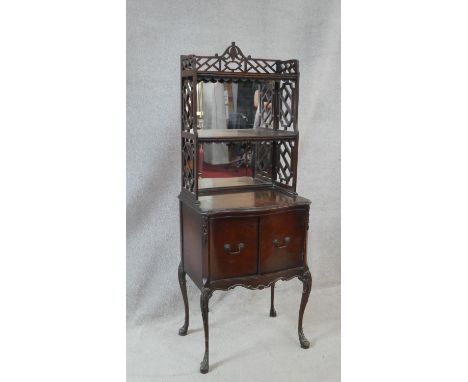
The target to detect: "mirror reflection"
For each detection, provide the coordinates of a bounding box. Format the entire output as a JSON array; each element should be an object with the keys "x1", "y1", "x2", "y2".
[
  {"x1": 196, "y1": 82, "x2": 273, "y2": 130},
  {"x1": 196, "y1": 82, "x2": 274, "y2": 189},
  {"x1": 198, "y1": 141, "x2": 273, "y2": 189}
]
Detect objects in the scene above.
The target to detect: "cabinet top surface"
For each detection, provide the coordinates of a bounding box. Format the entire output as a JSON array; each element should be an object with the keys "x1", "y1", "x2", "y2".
[{"x1": 183, "y1": 189, "x2": 310, "y2": 214}]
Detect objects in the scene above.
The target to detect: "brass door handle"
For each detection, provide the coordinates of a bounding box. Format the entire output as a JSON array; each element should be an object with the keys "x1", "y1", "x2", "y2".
[
  {"x1": 272, "y1": 236, "x2": 291, "y2": 249},
  {"x1": 223, "y1": 243, "x2": 245, "y2": 255}
]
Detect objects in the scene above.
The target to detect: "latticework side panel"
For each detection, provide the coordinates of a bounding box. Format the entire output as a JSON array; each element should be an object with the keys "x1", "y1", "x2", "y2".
[
  {"x1": 275, "y1": 140, "x2": 295, "y2": 187},
  {"x1": 182, "y1": 138, "x2": 195, "y2": 194},
  {"x1": 279, "y1": 80, "x2": 296, "y2": 131},
  {"x1": 255, "y1": 141, "x2": 273, "y2": 179},
  {"x1": 182, "y1": 79, "x2": 194, "y2": 132},
  {"x1": 259, "y1": 85, "x2": 274, "y2": 128}
]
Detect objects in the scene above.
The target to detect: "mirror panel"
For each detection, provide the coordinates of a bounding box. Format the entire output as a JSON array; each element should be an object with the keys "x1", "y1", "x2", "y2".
[
  {"x1": 196, "y1": 82, "x2": 274, "y2": 130},
  {"x1": 198, "y1": 142, "x2": 273, "y2": 190}
]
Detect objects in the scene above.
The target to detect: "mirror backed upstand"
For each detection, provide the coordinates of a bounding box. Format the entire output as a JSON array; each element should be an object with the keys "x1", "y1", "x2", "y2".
[{"x1": 178, "y1": 43, "x2": 312, "y2": 374}]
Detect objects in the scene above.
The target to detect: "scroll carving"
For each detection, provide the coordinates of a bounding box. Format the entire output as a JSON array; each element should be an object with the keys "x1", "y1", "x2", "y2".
[
  {"x1": 201, "y1": 215, "x2": 208, "y2": 245},
  {"x1": 211, "y1": 273, "x2": 301, "y2": 292}
]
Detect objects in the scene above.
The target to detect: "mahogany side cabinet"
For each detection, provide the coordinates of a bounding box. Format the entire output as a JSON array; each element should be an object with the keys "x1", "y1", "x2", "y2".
[{"x1": 177, "y1": 43, "x2": 312, "y2": 374}]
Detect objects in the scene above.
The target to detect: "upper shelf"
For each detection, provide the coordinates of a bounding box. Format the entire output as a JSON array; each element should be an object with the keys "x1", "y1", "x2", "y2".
[
  {"x1": 181, "y1": 42, "x2": 298, "y2": 80},
  {"x1": 196, "y1": 128, "x2": 297, "y2": 142}
]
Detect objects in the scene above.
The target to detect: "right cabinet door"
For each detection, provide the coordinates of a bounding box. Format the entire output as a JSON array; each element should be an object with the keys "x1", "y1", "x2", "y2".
[{"x1": 259, "y1": 210, "x2": 306, "y2": 273}]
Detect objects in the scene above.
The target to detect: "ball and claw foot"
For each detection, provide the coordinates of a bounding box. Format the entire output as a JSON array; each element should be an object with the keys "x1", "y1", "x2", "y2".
[
  {"x1": 299, "y1": 329, "x2": 310, "y2": 349},
  {"x1": 200, "y1": 352, "x2": 209, "y2": 374},
  {"x1": 178, "y1": 324, "x2": 188, "y2": 336}
]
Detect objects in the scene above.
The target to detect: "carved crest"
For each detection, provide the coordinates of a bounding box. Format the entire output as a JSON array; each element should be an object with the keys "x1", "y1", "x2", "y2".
[{"x1": 218, "y1": 42, "x2": 249, "y2": 61}]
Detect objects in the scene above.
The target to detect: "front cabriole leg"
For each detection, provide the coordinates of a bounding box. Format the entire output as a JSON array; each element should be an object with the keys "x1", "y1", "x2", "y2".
[
  {"x1": 270, "y1": 282, "x2": 277, "y2": 317},
  {"x1": 298, "y1": 269, "x2": 312, "y2": 349},
  {"x1": 178, "y1": 262, "x2": 189, "y2": 336},
  {"x1": 200, "y1": 287, "x2": 213, "y2": 374}
]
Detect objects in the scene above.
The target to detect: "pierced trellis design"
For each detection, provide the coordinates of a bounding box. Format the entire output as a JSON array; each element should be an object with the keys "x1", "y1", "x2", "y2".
[
  {"x1": 259, "y1": 85, "x2": 274, "y2": 128},
  {"x1": 276, "y1": 140, "x2": 295, "y2": 187},
  {"x1": 255, "y1": 141, "x2": 273, "y2": 179},
  {"x1": 194, "y1": 42, "x2": 279, "y2": 74},
  {"x1": 182, "y1": 138, "x2": 196, "y2": 193},
  {"x1": 279, "y1": 81, "x2": 296, "y2": 131},
  {"x1": 278, "y1": 60, "x2": 298, "y2": 74},
  {"x1": 180, "y1": 43, "x2": 301, "y2": 199},
  {"x1": 182, "y1": 79, "x2": 194, "y2": 132},
  {"x1": 181, "y1": 55, "x2": 195, "y2": 71}
]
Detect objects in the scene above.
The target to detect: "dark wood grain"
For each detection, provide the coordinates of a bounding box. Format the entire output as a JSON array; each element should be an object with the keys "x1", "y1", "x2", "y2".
[
  {"x1": 197, "y1": 128, "x2": 297, "y2": 142},
  {"x1": 193, "y1": 71, "x2": 298, "y2": 82},
  {"x1": 209, "y1": 216, "x2": 258, "y2": 280},
  {"x1": 177, "y1": 262, "x2": 189, "y2": 336},
  {"x1": 270, "y1": 282, "x2": 277, "y2": 317},
  {"x1": 298, "y1": 268, "x2": 312, "y2": 349},
  {"x1": 259, "y1": 210, "x2": 306, "y2": 273},
  {"x1": 200, "y1": 288, "x2": 212, "y2": 373},
  {"x1": 207, "y1": 266, "x2": 304, "y2": 291},
  {"x1": 181, "y1": 203, "x2": 203, "y2": 288},
  {"x1": 180, "y1": 43, "x2": 300, "y2": 200},
  {"x1": 198, "y1": 176, "x2": 270, "y2": 195},
  {"x1": 177, "y1": 43, "x2": 311, "y2": 374},
  {"x1": 196, "y1": 189, "x2": 310, "y2": 215}
]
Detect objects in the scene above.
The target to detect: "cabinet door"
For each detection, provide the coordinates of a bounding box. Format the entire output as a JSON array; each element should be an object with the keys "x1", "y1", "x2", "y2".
[
  {"x1": 209, "y1": 217, "x2": 258, "y2": 280},
  {"x1": 259, "y1": 211, "x2": 305, "y2": 273}
]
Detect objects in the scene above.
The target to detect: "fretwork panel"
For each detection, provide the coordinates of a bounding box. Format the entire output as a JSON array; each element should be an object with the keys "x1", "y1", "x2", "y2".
[
  {"x1": 279, "y1": 80, "x2": 296, "y2": 131},
  {"x1": 182, "y1": 79, "x2": 195, "y2": 132},
  {"x1": 182, "y1": 138, "x2": 196, "y2": 194},
  {"x1": 275, "y1": 140, "x2": 295, "y2": 187}
]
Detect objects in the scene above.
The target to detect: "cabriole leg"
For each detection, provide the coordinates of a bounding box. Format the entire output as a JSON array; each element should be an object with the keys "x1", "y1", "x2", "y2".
[
  {"x1": 178, "y1": 262, "x2": 189, "y2": 336},
  {"x1": 298, "y1": 269, "x2": 312, "y2": 349},
  {"x1": 200, "y1": 288, "x2": 213, "y2": 374},
  {"x1": 270, "y1": 282, "x2": 277, "y2": 317}
]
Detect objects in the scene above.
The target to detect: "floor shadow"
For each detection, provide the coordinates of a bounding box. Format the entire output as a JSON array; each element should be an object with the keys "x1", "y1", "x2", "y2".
[
  {"x1": 208, "y1": 345, "x2": 259, "y2": 371},
  {"x1": 186, "y1": 327, "x2": 202, "y2": 335}
]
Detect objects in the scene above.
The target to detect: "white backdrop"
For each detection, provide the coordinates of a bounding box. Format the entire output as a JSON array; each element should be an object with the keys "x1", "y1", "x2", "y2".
[{"x1": 127, "y1": 0, "x2": 340, "y2": 328}]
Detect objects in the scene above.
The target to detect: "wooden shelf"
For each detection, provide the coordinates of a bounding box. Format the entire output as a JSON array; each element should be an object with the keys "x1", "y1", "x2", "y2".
[
  {"x1": 198, "y1": 176, "x2": 270, "y2": 192},
  {"x1": 193, "y1": 71, "x2": 298, "y2": 82},
  {"x1": 197, "y1": 128, "x2": 297, "y2": 142}
]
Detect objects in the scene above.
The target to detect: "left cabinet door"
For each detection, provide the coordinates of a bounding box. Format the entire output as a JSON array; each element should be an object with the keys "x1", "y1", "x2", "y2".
[{"x1": 209, "y1": 217, "x2": 258, "y2": 280}]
